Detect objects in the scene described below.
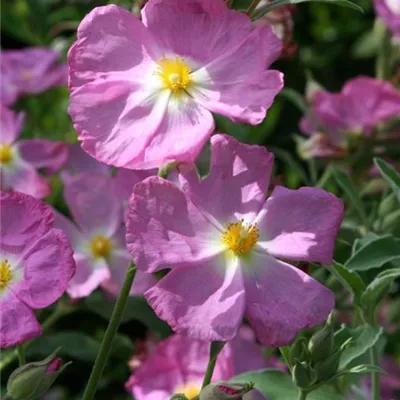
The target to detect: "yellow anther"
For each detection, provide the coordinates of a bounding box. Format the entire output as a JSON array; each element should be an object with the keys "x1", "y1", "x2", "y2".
[
  {"x1": 222, "y1": 220, "x2": 259, "y2": 256},
  {"x1": 90, "y1": 235, "x2": 112, "y2": 259},
  {"x1": 0, "y1": 259, "x2": 13, "y2": 289},
  {"x1": 174, "y1": 382, "x2": 200, "y2": 400},
  {"x1": 0, "y1": 144, "x2": 13, "y2": 165},
  {"x1": 156, "y1": 56, "x2": 192, "y2": 93}
]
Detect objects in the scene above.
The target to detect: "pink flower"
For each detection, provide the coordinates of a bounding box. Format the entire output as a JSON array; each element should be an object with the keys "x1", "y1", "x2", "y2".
[
  {"x1": 126, "y1": 134, "x2": 343, "y2": 347},
  {"x1": 299, "y1": 77, "x2": 400, "y2": 158},
  {"x1": 68, "y1": 0, "x2": 283, "y2": 170},
  {"x1": 1, "y1": 48, "x2": 67, "y2": 100},
  {"x1": 53, "y1": 173, "x2": 156, "y2": 298},
  {"x1": 374, "y1": 0, "x2": 400, "y2": 38},
  {"x1": 126, "y1": 334, "x2": 233, "y2": 400},
  {"x1": 0, "y1": 106, "x2": 68, "y2": 198},
  {"x1": 0, "y1": 192, "x2": 75, "y2": 348}
]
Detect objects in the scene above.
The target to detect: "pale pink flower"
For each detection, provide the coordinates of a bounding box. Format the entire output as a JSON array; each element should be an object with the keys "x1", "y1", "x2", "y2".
[
  {"x1": 374, "y1": 0, "x2": 400, "y2": 38},
  {"x1": 126, "y1": 134, "x2": 343, "y2": 346},
  {"x1": 0, "y1": 192, "x2": 75, "y2": 348},
  {"x1": 53, "y1": 173, "x2": 155, "y2": 298},
  {"x1": 299, "y1": 77, "x2": 400, "y2": 158},
  {"x1": 0, "y1": 106, "x2": 68, "y2": 198},
  {"x1": 68, "y1": 0, "x2": 283, "y2": 169},
  {"x1": 1, "y1": 48, "x2": 67, "y2": 100}
]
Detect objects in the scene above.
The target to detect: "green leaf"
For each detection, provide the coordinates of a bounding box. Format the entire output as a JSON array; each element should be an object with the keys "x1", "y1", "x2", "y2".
[
  {"x1": 352, "y1": 233, "x2": 380, "y2": 254},
  {"x1": 374, "y1": 158, "x2": 400, "y2": 202},
  {"x1": 331, "y1": 165, "x2": 367, "y2": 226},
  {"x1": 280, "y1": 88, "x2": 308, "y2": 114},
  {"x1": 252, "y1": 0, "x2": 363, "y2": 20},
  {"x1": 331, "y1": 261, "x2": 365, "y2": 303},
  {"x1": 337, "y1": 364, "x2": 386, "y2": 376},
  {"x1": 345, "y1": 236, "x2": 400, "y2": 271},
  {"x1": 335, "y1": 326, "x2": 383, "y2": 369},
  {"x1": 361, "y1": 268, "x2": 400, "y2": 311},
  {"x1": 231, "y1": 369, "x2": 346, "y2": 400},
  {"x1": 84, "y1": 292, "x2": 171, "y2": 337}
]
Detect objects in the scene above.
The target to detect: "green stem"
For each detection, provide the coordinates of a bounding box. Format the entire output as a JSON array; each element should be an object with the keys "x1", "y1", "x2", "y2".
[
  {"x1": 201, "y1": 351, "x2": 217, "y2": 389},
  {"x1": 316, "y1": 166, "x2": 333, "y2": 188},
  {"x1": 246, "y1": 0, "x2": 261, "y2": 16},
  {"x1": 297, "y1": 389, "x2": 308, "y2": 400},
  {"x1": 370, "y1": 345, "x2": 381, "y2": 400},
  {"x1": 81, "y1": 265, "x2": 136, "y2": 400},
  {"x1": 16, "y1": 345, "x2": 25, "y2": 366},
  {"x1": 375, "y1": 23, "x2": 392, "y2": 80}
]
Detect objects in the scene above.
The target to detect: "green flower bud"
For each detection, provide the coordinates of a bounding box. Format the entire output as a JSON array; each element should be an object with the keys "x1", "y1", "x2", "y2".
[
  {"x1": 169, "y1": 395, "x2": 189, "y2": 400},
  {"x1": 314, "y1": 350, "x2": 341, "y2": 383},
  {"x1": 199, "y1": 381, "x2": 254, "y2": 400},
  {"x1": 7, "y1": 349, "x2": 70, "y2": 400},
  {"x1": 308, "y1": 325, "x2": 334, "y2": 363},
  {"x1": 292, "y1": 362, "x2": 315, "y2": 389},
  {"x1": 289, "y1": 338, "x2": 308, "y2": 363}
]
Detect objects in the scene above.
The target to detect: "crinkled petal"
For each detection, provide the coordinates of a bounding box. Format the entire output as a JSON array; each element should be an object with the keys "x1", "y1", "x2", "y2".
[
  {"x1": 64, "y1": 173, "x2": 122, "y2": 236},
  {"x1": 256, "y1": 186, "x2": 343, "y2": 264},
  {"x1": 242, "y1": 253, "x2": 334, "y2": 347},
  {"x1": 145, "y1": 255, "x2": 245, "y2": 341},
  {"x1": 67, "y1": 254, "x2": 110, "y2": 298},
  {"x1": 181, "y1": 134, "x2": 273, "y2": 225},
  {"x1": 0, "y1": 291, "x2": 42, "y2": 348},
  {"x1": 0, "y1": 106, "x2": 24, "y2": 144},
  {"x1": 126, "y1": 176, "x2": 222, "y2": 272},
  {"x1": 0, "y1": 191, "x2": 53, "y2": 252},
  {"x1": 17, "y1": 140, "x2": 68, "y2": 174},
  {"x1": 68, "y1": 5, "x2": 159, "y2": 90},
  {"x1": 14, "y1": 229, "x2": 75, "y2": 309}
]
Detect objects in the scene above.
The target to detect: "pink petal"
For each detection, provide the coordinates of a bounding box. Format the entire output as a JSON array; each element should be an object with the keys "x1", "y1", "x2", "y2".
[
  {"x1": 0, "y1": 291, "x2": 42, "y2": 348},
  {"x1": 242, "y1": 253, "x2": 335, "y2": 347},
  {"x1": 126, "y1": 176, "x2": 221, "y2": 273},
  {"x1": 145, "y1": 255, "x2": 245, "y2": 341},
  {"x1": 256, "y1": 186, "x2": 344, "y2": 264},
  {"x1": 17, "y1": 140, "x2": 68, "y2": 174},
  {"x1": 15, "y1": 229, "x2": 75, "y2": 309},
  {"x1": 0, "y1": 106, "x2": 24, "y2": 144},
  {"x1": 181, "y1": 134, "x2": 274, "y2": 224},
  {"x1": 52, "y1": 209, "x2": 84, "y2": 249},
  {"x1": 2, "y1": 161, "x2": 51, "y2": 199},
  {"x1": 0, "y1": 191, "x2": 53, "y2": 251},
  {"x1": 67, "y1": 254, "x2": 110, "y2": 298},
  {"x1": 374, "y1": 0, "x2": 400, "y2": 38},
  {"x1": 69, "y1": 5, "x2": 158, "y2": 90},
  {"x1": 63, "y1": 173, "x2": 122, "y2": 237}
]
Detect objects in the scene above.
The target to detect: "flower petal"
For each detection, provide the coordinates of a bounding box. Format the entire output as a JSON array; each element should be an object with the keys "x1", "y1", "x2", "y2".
[
  {"x1": 63, "y1": 173, "x2": 122, "y2": 237},
  {"x1": 0, "y1": 291, "x2": 42, "y2": 348},
  {"x1": 181, "y1": 134, "x2": 274, "y2": 225},
  {"x1": 145, "y1": 255, "x2": 245, "y2": 341},
  {"x1": 17, "y1": 140, "x2": 68, "y2": 174},
  {"x1": 242, "y1": 253, "x2": 334, "y2": 347},
  {"x1": 14, "y1": 230, "x2": 75, "y2": 309},
  {"x1": 0, "y1": 106, "x2": 24, "y2": 144},
  {"x1": 256, "y1": 186, "x2": 343, "y2": 264},
  {"x1": 68, "y1": 5, "x2": 159, "y2": 90},
  {"x1": 52, "y1": 209, "x2": 84, "y2": 249},
  {"x1": 126, "y1": 176, "x2": 221, "y2": 273},
  {"x1": 67, "y1": 254, "x2": 110, "y2": 299}
]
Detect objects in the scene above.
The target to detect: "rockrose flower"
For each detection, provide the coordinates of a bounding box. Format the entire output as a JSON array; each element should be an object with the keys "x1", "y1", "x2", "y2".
[
  {"x1": 1, "y1": 47, "x2": 67, "y2": 100},
  {"x1": 299, "y1": 77, "x2": 400, "y2": 159},
  {"x1": 0, "y1": 192, "x2": 75, "y2": 348},
  {"x1": 0, "y1": 106, "x2": 68, "y2": 198},
  {"x1": 53, "y1": 173, "x2": 155, "y2": 298},
  {"x1": 126, "y1": 134, "x2": 343, "y2": 346},
  {"x1": 68, "y1": 0, "x2": 283, "y2": 170},
  {"x1": 374, "y1": 0, "x2": 400, "y2": 38}
]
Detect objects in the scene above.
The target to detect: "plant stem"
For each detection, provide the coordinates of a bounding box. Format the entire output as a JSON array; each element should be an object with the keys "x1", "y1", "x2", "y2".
[
  {"x1": 16, "y1": 345, "x2": 25, "y2": 366},
  {"x1": 297, "y1": 389, "x2": 308, "y2": 400},
  {"x1": 370, "y1": 345, "x2": 381, "y2": 400},
  {"x1": 246, "y1": 0, "x2": 261, "y2": 16},
  {"x1": 81, "y1": 265, "x2": 136, "y2": 400},
  {"x1": 201, "y1": 351, "x2": 217, "y2": 389},
  {"x1": 375, "y1": 23, "x2": 392, "y2": 80}
]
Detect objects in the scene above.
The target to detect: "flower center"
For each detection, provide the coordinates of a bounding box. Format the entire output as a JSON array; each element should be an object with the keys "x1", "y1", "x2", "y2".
[
  {"x1": 157, "y1": 56, "x2": 192, "y2": 93},
  {"x1": 22, "y1": 70, "x2": 34, "y2": 80},
  {"x1": 174, "y1": 382, "x2": 200, "y2": 399},
  {"x1": 0, "y1": 144, "x2": 13, "y2": 165},
  {"x1": 222, "y1": 220, "x2": 259, "y2": 256},
  {"x1": 90, "y1": 235, "x2": 112, "y2": 259},
  {"x1": 0, "y1": 259, "x2": 13, "y2": 289}
]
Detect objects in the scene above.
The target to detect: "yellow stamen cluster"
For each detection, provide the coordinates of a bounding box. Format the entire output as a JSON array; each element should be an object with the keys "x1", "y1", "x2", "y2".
[
  {"x1": 222, "y1": 220, "x2": 259, "y2": 256},
  {"x1": 157, "y1": 56, "x2": 192, "y2": 93},
  {"x1": 90, "y1": 235, "x2": 112, "y2": 259},
  {"x1": 174, "y1": 382, "x2": 200, "y2": 400},
  {"x1": 0, "y1": 144, "x2": 13, "y2": 165},
  {"x1": 22, "y1": 70, "x2": 34, "y2": 80},
  {"x1": 0, "y1": 259, "x2": 13, "y2": 289}
]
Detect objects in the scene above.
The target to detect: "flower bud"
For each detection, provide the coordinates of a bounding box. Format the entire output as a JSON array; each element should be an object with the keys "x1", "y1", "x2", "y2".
[
  {"x1": 199, "y1": 381, "x2": 254, "y2": 400},
  {"x1": 7, "y1": 349, "x2": 70, "y2": 400},
  {"x1": 308, "y1": 325, "x2": 334, "y2": 363},
  {"x1": 314, "y1": 350, "x2": 341, "y2": 383},
  {"x1": 289, "y1": 338, "x2": 308, "y2": 363},
  {"x1": 292, "y1": 362, "x2": 315, "y2": 389},
  {"x1": 169, "y1": 395, "x2": 189, "y2": 400}
]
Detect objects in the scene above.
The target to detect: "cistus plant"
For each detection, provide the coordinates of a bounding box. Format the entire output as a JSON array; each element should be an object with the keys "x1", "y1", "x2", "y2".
[{"x1": 1, "y1": 1, "x2": 400, "y2": 400}]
